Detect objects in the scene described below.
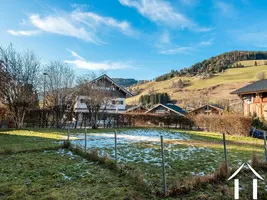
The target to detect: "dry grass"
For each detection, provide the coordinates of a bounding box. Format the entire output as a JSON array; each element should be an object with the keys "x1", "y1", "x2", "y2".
[
  {"x1": 251, "y1": 153, "x2": 267, "y2": 170},
  {"x1": 127, "y1": 63, "x2": 267, "y2": 105},
  {"x1": 168, "y1": 163, "x2": 228, "y2": 197}
]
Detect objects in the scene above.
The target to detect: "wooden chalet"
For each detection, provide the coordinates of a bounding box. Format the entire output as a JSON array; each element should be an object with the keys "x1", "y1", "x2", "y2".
[
  {"x1": 145, "y1": 103, "x2": 186, "y2": 116},
  {"x1": 231, "y1": 79, "x2": 267, "y2": 120},
  {"x1": 74, "y1": 74, "x2": 133, "y2": 122},
  {"x1": 189, "y1": 104, "x2": 224, "y2": 115}
]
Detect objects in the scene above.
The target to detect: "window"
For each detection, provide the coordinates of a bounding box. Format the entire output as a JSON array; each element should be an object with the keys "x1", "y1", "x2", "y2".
[
  {"x1": 80, "y1": 99, "x2": 84, "y2": 103},
  {"x1": 120, "y1": 101, "x2": 123, "y2": 105},
  {"x1": 112, "y1": 100, "x2": 115, "y2": 104}
]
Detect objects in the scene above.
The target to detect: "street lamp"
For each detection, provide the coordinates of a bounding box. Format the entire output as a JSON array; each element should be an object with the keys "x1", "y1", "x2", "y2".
[{"x1": 43, "y1": 72, "x2": 48, "y2": 109}]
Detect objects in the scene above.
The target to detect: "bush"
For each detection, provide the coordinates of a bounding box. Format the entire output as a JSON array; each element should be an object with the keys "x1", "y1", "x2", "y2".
[
  {"x1": 191, "y1": 114, "x2": 252, "y2": 136},
  {"x1": 254, "y1": 61, "x2": 258, "y2": 66},
  {"x1": 252, "y1": 117, "x2": 267, "y2": 130}
]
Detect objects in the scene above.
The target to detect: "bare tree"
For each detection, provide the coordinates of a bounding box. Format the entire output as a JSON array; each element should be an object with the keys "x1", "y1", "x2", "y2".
[
  {"x1": 44, "y1": 61, "x2": 76, "y2": 128},
  {"x1": 0, "y1": 44, "x2": 40, "y2": 128},
  {"x1": 255, "y1": 71, "x2": 265, "y2": 80},
  {"x1": 78, "y1": 76, "x2": 112, "y2": 129}
]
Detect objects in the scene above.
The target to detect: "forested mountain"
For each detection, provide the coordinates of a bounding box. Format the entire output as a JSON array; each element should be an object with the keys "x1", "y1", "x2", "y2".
[
  {"x1": 113, "y1": 78, "x2": 138, "y2": 87},
  {"x1": 156, "y1": 51, "x2": 267, "y2": 81}
]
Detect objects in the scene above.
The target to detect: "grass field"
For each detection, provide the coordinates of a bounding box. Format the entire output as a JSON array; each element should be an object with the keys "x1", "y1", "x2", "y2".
[
  {"x1": 70, "y1": 129, "x2": 266, "y2": 195},
  {"x1": 0, "y1": 128, "x2": 153, "y2": 199},
  {"x1": 1, "y1": 128, "x2": 267, "y2": 199},
  {"x1": 126, "y1": 61, "x2": 267, "y2": 105}
]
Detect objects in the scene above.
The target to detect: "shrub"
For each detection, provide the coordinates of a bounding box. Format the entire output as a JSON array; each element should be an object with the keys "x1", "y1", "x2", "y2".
[
  {"x1": 254, "y1": 61, "x2": 258, "y2": 66},
  {"x1": 252, "y1": 117, "x2": 267, "y2": 130},
  {"x1": 191, "y1": 114, "x2": 252, "y2": 136}
]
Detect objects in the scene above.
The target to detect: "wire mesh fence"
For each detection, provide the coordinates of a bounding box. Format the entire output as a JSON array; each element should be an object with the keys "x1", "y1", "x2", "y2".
[{"x1": 66, "y1": 127, "x2": 267, "y2": 195}]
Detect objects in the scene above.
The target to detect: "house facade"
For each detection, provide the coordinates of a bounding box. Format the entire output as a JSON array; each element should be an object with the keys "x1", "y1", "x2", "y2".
[
  {"x1": 74, "y1": 74, "x2": 133, "y2": 122},
  {"x1": 231, "y1": 79, "x2": 267, "y2": 120},
  {"x1": 189, "y1": 104, "x2": 224, "y2": 115}
]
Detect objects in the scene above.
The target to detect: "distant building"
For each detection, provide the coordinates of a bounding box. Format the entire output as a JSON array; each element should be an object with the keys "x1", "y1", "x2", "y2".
[
  {"x1": 231, "y1": 79, "x2": 267, "y2": 119},
  {"x1": 145, "y1": 103, "x2": 186, "y2": 116},
  {"x1": 74, "y1": 74, "x2": 133, "y2": 122},
  {"x1": 189, "y1": 104, "x2": 224, "y2": 115}
]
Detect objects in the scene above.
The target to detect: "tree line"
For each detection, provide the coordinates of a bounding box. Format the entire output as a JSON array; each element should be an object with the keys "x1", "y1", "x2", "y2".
[
  {"x1": 155, "y1": 50, "x2": 267, "y2": 81},
  {"x1": 0, "y1": 44, "x2": 105, "y2": 128},
  {"x1": 139, "y1": 93, "x2": 170, "y2": 106}
]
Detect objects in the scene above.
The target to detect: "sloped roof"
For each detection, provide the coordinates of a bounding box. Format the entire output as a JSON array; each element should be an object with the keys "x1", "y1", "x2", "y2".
[
  {"x1": 126, "y1": 105, "x2": 147, "y2": 112},
  {"x1": 145, "y1": 103, "x2": 186, "y2": 116},
  {"x1": 90, "y1": 74, "x2": 133, "y2": 96},
  {"x1": 231, "y1": 79, "x2": 267, "y2": 94},
  {"x1": 189, "y1": 104, "x2": 224, "y2": 113}
]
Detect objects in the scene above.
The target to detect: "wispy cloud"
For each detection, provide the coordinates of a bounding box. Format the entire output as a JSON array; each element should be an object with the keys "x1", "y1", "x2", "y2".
[
  {"x1": 71, "y1": 11, "x2": 137, "y2": 37},
  {"x1": 159, "y1": 46, "x2": 195, "y2": 55},
  {"x1": 119, "y1": 0, "x2": 193, "y2": 28},
  {"x1": 7, "y1": 29, "x2": 41, "y2": 36},
  {"x1": 65, "y1": 50, "x2": 134, "y2": 70},
  {"x1": 179, "y1": 0, "x2": 199, "y2": 7},
  {"x1": 214, "y1": 1, "x2": 237, "y2": 17},
  {"x1": 66, "y1": 49, "x2": 85, "y2": 61},
  {"x1": 119, "y1": 0, "x2": 213, "y2": 32},
  {"x1": 200, "y1": 38, "x2": 214, "y2": 46},
  {"x1": 233, "y1": 31, "x2": 267, "y2": 48},
  {"x1": 30, "y1": 14, "x2": 99, "y2": 43},
  {"x1": 159, "y1": 31, "x2": 171, "y2": 44},
  {"x1": 156, "y1": 34, "x2": 213, "y2": 55},
  {"x1": 9, "y1": 10, "x2": 137, "y2": 44}
]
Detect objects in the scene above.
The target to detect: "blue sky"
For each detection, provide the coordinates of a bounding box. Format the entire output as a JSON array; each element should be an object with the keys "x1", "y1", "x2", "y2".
[{"x1": 1, "y1": 0, "x2": 267, "y2": 80}]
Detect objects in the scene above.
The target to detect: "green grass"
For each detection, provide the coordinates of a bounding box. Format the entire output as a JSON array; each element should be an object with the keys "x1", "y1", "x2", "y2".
[
  {"x1": 0, "y1": 134, "x2": 61, "y2": 154},
  {"x1": 70, "y1": 128, "x2": 266, "y2": 196},
  {"x1": 1, "y1": 127, "x2": 267, "y2": 199},
  {"x1": 0, "y1": 128, "x2": 133, "y2": 153},
  {"x1": 0, "y1": 150, "x2": 151, "y2": 200}
]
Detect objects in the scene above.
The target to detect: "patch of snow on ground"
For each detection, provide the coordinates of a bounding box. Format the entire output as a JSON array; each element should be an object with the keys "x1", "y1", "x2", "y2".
[
  {"x1": 70, "y1": 129, "x2": 217, "y2": 170},
  {"x1": 59, "y1": 172, "x2": 72, "y2": 181},
  {"x1": 72, "y1": 129, "x2": 190, "y2": 149}
]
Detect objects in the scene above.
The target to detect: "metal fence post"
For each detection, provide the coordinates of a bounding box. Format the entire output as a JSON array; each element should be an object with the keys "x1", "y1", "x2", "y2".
[
  {"x1": 160, "y1": 136, "x2": 167, "y2": 197},
  {"x1": 115, "y1": 130, "x2": 118, "y2": 164},
  {"x1": 223, "y1": 132, "x2": 228, "y2": 166},
  {"x1": 85, "y1": 128, "x2": 87, "y2": 152},
  {"x1": 264, "y1": 131, "x2": 267, "y2": 162},
  {"x1": 67, "y1": 126, "x2": 70, "y2": 142}
]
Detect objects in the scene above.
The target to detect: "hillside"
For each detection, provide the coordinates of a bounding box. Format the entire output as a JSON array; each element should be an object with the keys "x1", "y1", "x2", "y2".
[
  {"x1": 126, "y1": 61, "x2": 267, "y2": 108},
  {"x1": 112, "y1": 78, "x2": 138, "y2": 87},
  {"x1": 156, "y1": 51, "x2": 267, "y2": 81}
]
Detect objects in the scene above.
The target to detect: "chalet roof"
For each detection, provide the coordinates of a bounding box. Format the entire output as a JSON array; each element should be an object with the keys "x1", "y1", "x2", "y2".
[
  {"x1": 145, "y1": 103, "x2": 186, "y2": 116},
  {"x1": 126, "y1": 104, "x2": 147, "y2": 112},
  {"x1": 90, "y1": 74, "x2": 133, "y2": 96},
  {"x1": 231, "y1": 79, "x2": 267, "y2": 95},
  {"x1": 189, "y1": 104, "x2": 224, "y2": 113}
]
